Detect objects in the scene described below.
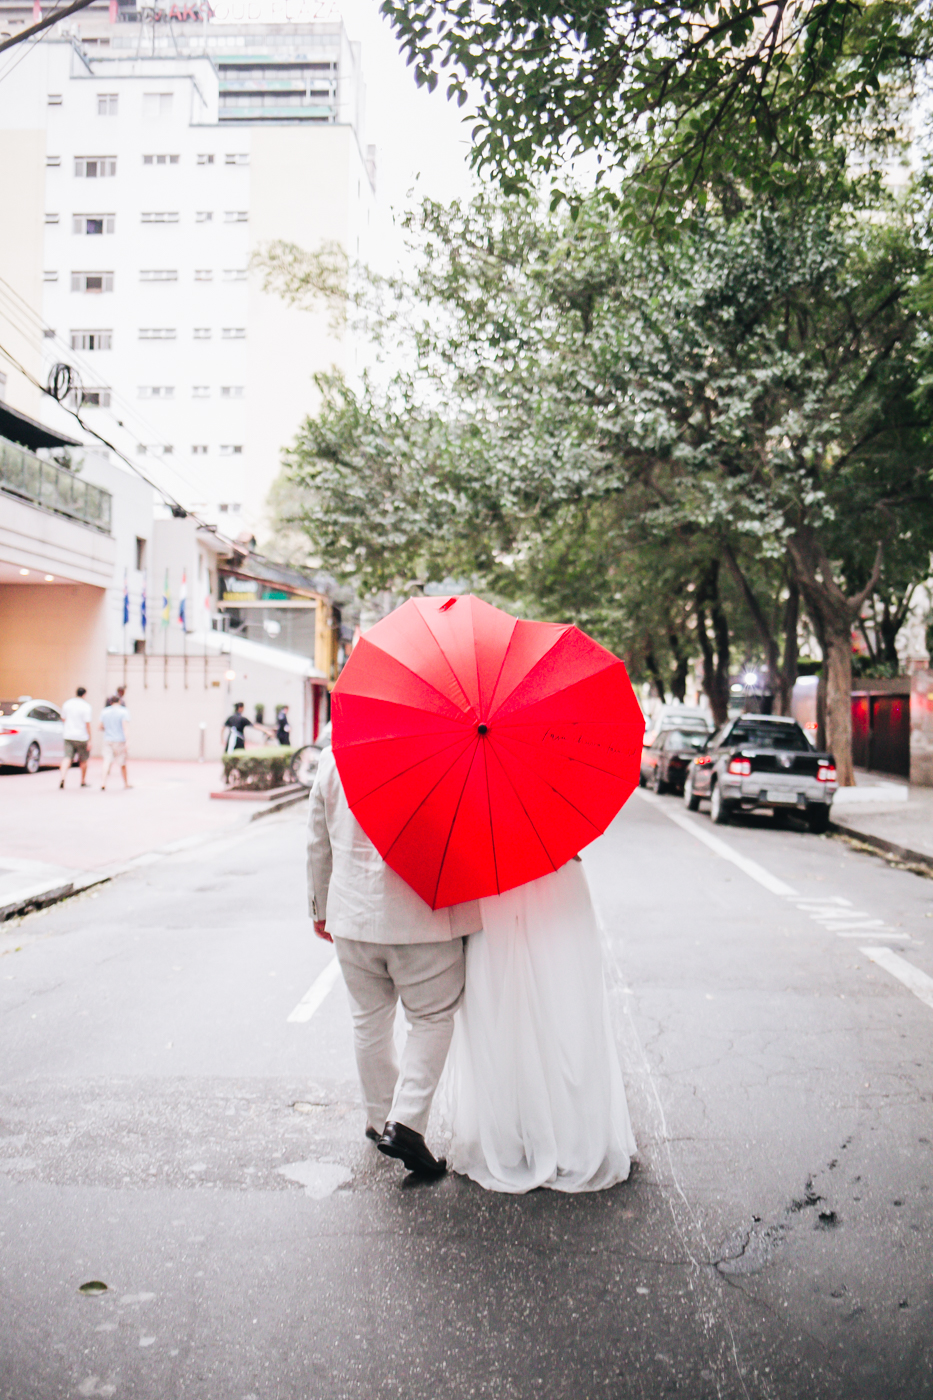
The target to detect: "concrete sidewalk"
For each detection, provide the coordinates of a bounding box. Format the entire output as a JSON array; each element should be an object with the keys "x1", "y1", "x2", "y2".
[
  {"x1": 831, "y1": 768, "x2": 933, "y2": 871},
  {"x1": 1, "y1": 757, "x2": 307, "y2": 919}
]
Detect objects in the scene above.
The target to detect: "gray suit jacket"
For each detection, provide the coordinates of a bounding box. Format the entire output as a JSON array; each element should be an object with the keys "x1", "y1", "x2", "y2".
[{"x1": 307, "y1": 746, "x2": 483, "y2": 944}]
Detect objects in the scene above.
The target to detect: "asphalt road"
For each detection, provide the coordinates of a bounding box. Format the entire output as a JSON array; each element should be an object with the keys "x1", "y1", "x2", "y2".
[{"x1": 1, "y1": 789, "x2": 931, "y2": 1400}]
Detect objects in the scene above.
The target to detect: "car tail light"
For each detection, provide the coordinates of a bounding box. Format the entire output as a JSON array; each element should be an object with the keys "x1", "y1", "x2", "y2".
[
  {"x1": 817, "y1": 763, "x2": 836, "y2": 783},
  {"x1": 694, "y1": 755, "x2": 712, "y2": 766},
  {"x1": 0, "y1": 726, "x2": 18, "y2": 734},
  {"x1": 728, "y1": 757, "x2": 752, "y2": 776}
]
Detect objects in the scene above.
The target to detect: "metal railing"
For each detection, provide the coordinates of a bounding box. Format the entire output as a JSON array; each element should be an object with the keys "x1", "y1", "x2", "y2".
[{"x1": 0, "y1": 435, "x2": 112, "y2": 534}]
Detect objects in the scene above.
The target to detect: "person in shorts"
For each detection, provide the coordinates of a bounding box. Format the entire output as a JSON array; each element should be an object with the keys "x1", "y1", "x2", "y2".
[
  {"x1": 60, "y1": 686, "x2": 92, "y2": 789},
  {"x1": 100, "y1": 694, "x2": 131, "y2": 790}
]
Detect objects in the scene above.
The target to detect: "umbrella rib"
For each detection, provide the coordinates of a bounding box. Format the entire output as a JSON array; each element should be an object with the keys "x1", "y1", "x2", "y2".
[
  {"x1": 430, "y1": 743, "x2": 481, "y2": 910},
  {"x1": 488, "y1": 738, "x2": 606, "y2": 838},
  {"x1": 486, "y1": 630, "x2": 567, "y2": 722},
  {"x1": 364, "y1": 638, "x2": 477, "y2": 723},
  {"x1": 381, "y1": 739, "x2": 477, "y2": 864},
  {"x1": 409, "y1": 606, "x2": 478, "y2": 719},
  {"x1": 338, "y1": 733, "x2": 473, "y2": 807},
  {"x1": 482, "y1": 739, "x2": 500, "y2": 895},
  {"x1": 484, "y1": 743, "x2": 560, "y2": 876},
  {"x1": 493, "y1": 729, "x2": 640, "y2": 778}
]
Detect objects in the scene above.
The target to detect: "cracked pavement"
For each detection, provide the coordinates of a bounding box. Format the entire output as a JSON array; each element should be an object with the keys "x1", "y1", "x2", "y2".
[{"x1": 1, "y1": 790, "x2": 931, "y2": 1399}]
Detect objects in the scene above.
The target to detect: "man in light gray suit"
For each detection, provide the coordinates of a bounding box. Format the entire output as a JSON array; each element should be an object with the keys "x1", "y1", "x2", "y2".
[{"x1": 307, "y1": 744, "x2": 482, "y2": 1177}]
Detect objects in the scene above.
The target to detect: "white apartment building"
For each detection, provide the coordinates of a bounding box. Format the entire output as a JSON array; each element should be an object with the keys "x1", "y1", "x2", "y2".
[{"x1": 0, "y1": 12, "x2": 375, "y2": 533}]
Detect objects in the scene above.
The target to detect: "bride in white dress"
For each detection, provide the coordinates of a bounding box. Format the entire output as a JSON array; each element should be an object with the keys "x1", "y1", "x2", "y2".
[{"x1": 445, "y1": 856, "x2": 636, "y2": 1193}]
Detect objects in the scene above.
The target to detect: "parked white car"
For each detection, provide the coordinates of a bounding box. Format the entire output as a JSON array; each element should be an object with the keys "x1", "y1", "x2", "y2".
[{"x1": 0, "y1": 697, "x2": 65, "y2": 773}]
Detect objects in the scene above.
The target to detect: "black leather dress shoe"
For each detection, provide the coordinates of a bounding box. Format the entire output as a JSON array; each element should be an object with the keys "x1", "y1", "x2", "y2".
[{"x1": 377, "y1": 1121, "x2": 447, "y2": 1177}]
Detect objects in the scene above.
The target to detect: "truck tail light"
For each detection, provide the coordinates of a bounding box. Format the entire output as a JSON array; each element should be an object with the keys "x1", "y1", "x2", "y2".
[
  {"x1": 817, "y1": 763, "x2": 836, "y2": 783},
  {"x1": 728, "y1": 757, "x2": 752, "y2": 776}
]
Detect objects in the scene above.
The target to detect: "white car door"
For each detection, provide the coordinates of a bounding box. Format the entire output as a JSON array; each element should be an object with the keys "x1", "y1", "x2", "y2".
[{"x1": 27, "y1": 704, "x2": 65, "y2": 763}]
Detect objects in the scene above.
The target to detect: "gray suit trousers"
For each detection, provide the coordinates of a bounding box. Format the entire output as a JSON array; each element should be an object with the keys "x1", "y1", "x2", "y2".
[{"x1": 332, "y1": 936, "x2": 466, "y2": 1138}]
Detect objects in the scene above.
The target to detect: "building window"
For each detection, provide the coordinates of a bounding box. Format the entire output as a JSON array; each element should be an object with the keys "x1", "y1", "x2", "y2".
[
  {"x1": 138, "y1": 386, "x2": 174, "y2": 399},
  {"x1": 142, "y1": 92, "x2": 173, "y2": 119},
  {"x1": 48, "y1": 93, "x2": 63, "y2": 106},
  {"x1": 223, "y1": 211, "x2": 248, "y2": 223},
  {"x1": 142, "y1": 154, "x2": 180, "y2": 166},
  {"x1": 194, "y1": 269, "x2": 213, "y2": 282},
  {"x1": 71, "y1": 272, "x2": 114, "y2": 293},
  {"x1": 219, "y1": 503, "x2": 229, "y2": 512},
  {"x1": 220, "y1": 386, "x2": 244, "y2": 399},
  {"x1": 140, "y1": 270, "x2": 178, "y2": 282},
  {"x1": 136, "y1": 536, "x2": 147, "y2": 569},
  {"x1": 139, "y1": 327, "x2": 176, "y2": 340},
  {"x1": 196, "y1": 153, "x2": 215, "y2": 165},
  {"x1": 71, "y1": 330, "x2": 112, "y2": 351},
  {"x1": 44, "y1": 271, "x2": 58, "y2": 282},
  {"x1": 222, "y1": 269, "x2": 247, "y2": 282},
  {"x1": 43, "y1": 328, "x2": 56, "y2": 338},
  {"x1": 220, "y1": 444, "x2": 243, "y2": 456},
  {"x1": 46, "y1": 155, "x2": 61, "y2": 168},
  {"x1": 193, "y1": 328, "x2": 211, "y2": 340},
  {"x1": 192, "y1": 444, "x2": 208, "y2": 454},
  {"x1": 141, "y1": 211, "x2": 179, "y2": 224},
  {"x1": 72, "y1": 215, "x2": 115, "y2": 235},
  {"x1": 45, "y1": 213, "x2": 59, "y2": 225},
  {"x1": 76, "y1": 388, "x2": 111, "y2": 408},
  {"x1": 195, "y1": 211, "x2": 213, "y2": 223},
  {"x1": 75, "y1": 157, "x2": 116, "y2": 177},
  {"x1": 192, "y1": 385, "x2": 210, "y2": 398},
  {"x1": 97, "y1": 94, "x2": 118, "y2": 115},
  {"x1": 221, "y1": 327, "x2": 246, "y2": 340},
  {"x1": 224, "y1": 153, "x2": 249, "y2": 166}
]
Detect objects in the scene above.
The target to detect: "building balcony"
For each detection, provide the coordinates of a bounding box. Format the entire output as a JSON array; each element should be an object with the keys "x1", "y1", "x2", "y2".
[{"x1": 0, "y1": 437, "x2": 112, "y2": 535}]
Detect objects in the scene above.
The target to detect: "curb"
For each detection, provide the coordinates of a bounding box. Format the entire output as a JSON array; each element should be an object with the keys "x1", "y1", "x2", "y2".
[
  {"x1": 1, "y1": 793, "x2": 310, "y2": 922},
  {"x1": 249, "y1": 789, "x2": 309, "y2": 821},
  {"x1": 829, "y1": 820, "x2": 933, "y2": 877}
]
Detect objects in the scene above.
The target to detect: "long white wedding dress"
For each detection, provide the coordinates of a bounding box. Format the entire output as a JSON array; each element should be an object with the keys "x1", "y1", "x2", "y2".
[{"x1": 445, "y1": 858, "x2": 636, "y2": 1193}]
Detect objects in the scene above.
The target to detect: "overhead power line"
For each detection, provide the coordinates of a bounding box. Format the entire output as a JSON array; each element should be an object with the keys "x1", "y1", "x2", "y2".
[{"x1": 0, "y1": 0, "x2": 97, "y2": 56}]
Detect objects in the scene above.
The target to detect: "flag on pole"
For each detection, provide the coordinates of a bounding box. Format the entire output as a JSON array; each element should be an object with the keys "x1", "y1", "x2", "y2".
[
  {"x1": 161, "y1": 570, "x2": 170, "y2": 627},
  {"x1": 178, "y1": 569, "x2": 187, "y2": 632},
  {"x1": 141, "y1": 583, "x2": 147, "y2": 632},
  {"x1": 122, "y1": 569, "x2": 129, "y2": 626}
]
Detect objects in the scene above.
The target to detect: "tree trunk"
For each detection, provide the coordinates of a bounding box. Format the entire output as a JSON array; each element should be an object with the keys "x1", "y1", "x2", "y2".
[
  {"x1": 775, "y1": 578, "x2": 799, "y2": 716},
  {"x1": 668, "y1": 630, "x2": 688, "y2": 702},
  {"x1": 786, "y1": 527, "x2": 881, "y2": 787},
  {"x1": 821, "y1": 622, "x2": 856, "y2": 786},
  {"x1": 645, "y1": 643, "x2": 666, "y2": 703},
  {"x1": 695, "y1": 560, "x2": 730, "y2": 725}
]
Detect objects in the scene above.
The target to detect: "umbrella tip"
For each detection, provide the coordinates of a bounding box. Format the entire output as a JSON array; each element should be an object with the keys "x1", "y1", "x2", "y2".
[{"x1": 477, "y1": 723, "x2": 488, "y2": 735}]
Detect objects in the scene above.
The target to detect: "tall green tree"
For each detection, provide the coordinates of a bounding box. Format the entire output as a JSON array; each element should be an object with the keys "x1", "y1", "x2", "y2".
[
  {"x1": 380, "y1": 0, "x2": 927, "y2": 211},
  {"x1": 266, "y1": 184, "x2": 933, "y2": 780}
]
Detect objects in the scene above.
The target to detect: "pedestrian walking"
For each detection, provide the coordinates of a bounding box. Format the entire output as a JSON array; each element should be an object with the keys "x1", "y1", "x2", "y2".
[
  {"x1": 222, "y1": 701, "x2": 251, "y2": 753},
  {"x1": 100, "y1": 694, "x2": 131, "y2": 790},
  {"x1": 275, "y1": 705, "x2": 290, "y2": 746},
  {"x1": 59, "y1": 686, "x2": 92, "y2": 789}
]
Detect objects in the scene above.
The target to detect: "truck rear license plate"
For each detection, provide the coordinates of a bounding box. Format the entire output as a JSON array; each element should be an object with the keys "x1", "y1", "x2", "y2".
[{"x1": 767, "y1": 790, "x2": 795, "y2": 804}]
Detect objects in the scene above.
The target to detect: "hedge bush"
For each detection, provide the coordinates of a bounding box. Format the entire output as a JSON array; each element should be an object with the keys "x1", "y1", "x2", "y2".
[{"x1": 222, "y1": 746, "x2": 297, "y2": 791}]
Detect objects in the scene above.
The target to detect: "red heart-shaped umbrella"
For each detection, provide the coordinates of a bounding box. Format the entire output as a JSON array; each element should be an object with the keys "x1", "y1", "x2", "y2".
[{"x1": 331, "y1": 594, "x2": 644, "y2": 909}]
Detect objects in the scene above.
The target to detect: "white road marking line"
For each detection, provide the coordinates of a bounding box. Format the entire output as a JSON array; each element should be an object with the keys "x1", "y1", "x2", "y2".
[
  {"x1": 287, "y1": 956, "x2": 341, "y2": 1023},
  {"x1": 836, "y1": 930, "x2": 911, "y2": 941},
  {"x1": 861, "y1": 947, "x2": 933, "y2": 1012},
  {"x1": 795, "y1": 897, "x2": 852, "y2": 908},
  {"x1": 637, "y1": 792, "x2": 797, "y2": 896}
]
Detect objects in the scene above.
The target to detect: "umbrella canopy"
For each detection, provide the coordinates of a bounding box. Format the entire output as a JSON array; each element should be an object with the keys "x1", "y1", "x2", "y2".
[{"x1": 331, "y1": 594, "x2": 645, "y2": 909}]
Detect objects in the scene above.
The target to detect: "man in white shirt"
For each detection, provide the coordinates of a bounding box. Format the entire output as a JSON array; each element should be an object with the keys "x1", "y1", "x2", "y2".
[
  {"x1": 100, "y1": 696, "x2": 131, "y2": 791},
  {"x1": 308, "y1": 744, "x2": 482, "y2": 1178},
  {"x1": 59, "y1": 686, "x2": 93, "y2": 789}
]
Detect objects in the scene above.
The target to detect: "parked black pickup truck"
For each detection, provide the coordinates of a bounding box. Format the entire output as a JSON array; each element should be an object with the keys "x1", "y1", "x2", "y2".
[{"x1": 683, "y1": 715, "x2": 837, "y2": 832}]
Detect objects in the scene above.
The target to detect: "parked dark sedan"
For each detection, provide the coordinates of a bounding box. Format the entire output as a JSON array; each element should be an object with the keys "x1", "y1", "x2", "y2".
[
  {"x1": 639, "y1": 728, "x2": 709, "y2": 794},
  {"x1": 683, "y1": 715, "x2": 837, "y2": 831}
]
